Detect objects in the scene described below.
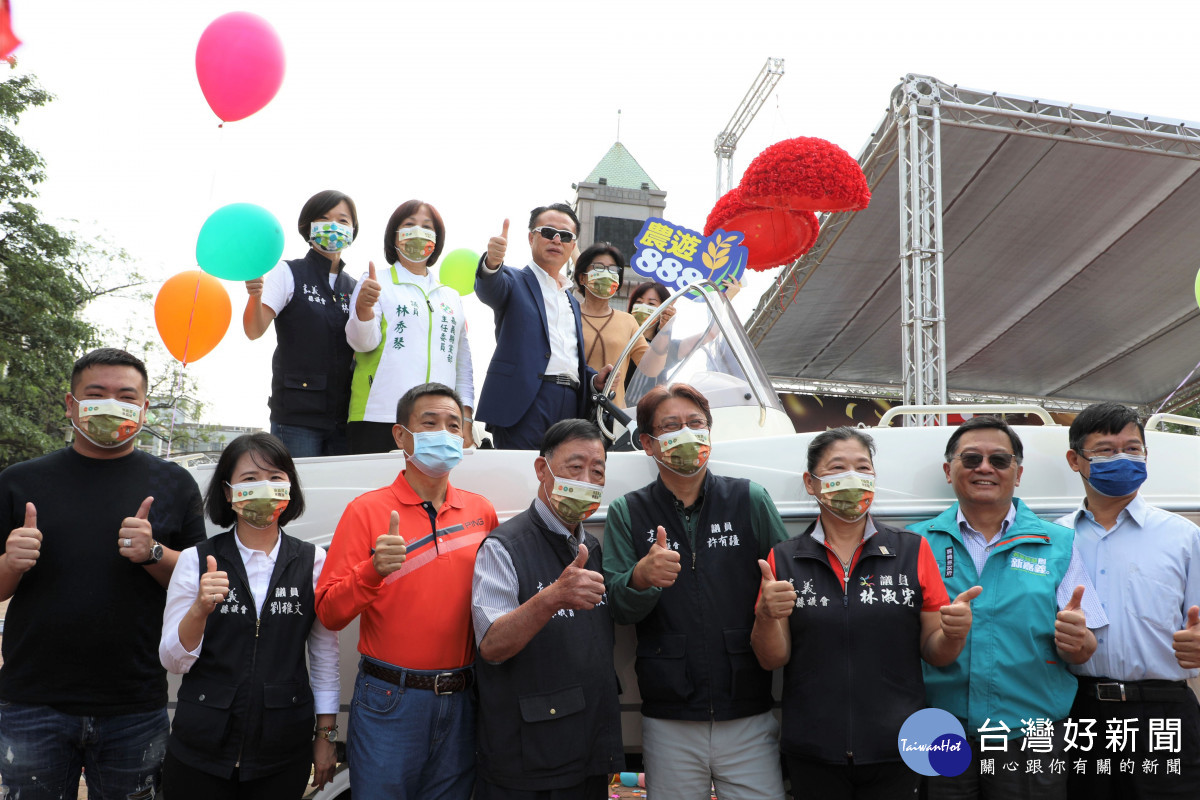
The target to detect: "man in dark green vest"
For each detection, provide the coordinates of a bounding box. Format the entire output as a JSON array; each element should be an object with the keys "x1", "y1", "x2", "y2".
[{"x1": 603, "y1": 383, "x2": 789, "y2": 800}]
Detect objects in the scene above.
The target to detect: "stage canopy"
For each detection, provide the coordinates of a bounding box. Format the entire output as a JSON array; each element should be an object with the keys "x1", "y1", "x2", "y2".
[{"x1": 747, "y1": 75, "x2": 1200, "y2": 413}]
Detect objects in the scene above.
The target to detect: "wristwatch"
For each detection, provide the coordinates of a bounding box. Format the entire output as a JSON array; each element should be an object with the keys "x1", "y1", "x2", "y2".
[
  {"x1": 315, "y1": 725, "x2": 338, "y2": 742},
  {"x1": 139, "y1": 541, "x2": 163, "y2": 566}
]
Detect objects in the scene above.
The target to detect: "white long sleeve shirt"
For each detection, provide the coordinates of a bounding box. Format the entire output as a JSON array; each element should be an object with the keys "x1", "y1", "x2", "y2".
[
  {"x1": 159, "y1": 534, "x2": 340, "y2": 715},
  {"x1": 345, "y1": 265, "x2": 475, "y2": 422}
]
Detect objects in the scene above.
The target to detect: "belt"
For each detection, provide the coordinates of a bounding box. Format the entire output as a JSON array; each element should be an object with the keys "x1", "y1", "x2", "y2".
[
  {"x1": 1078, "y1": 677, "x2": 1190, "y2": 703},
  {"x1": 362, "y1": 661, "x2": 473, "y2": 695},
  {"x1": 541, "y1": 373, "x2": 580, "y2": 391}
]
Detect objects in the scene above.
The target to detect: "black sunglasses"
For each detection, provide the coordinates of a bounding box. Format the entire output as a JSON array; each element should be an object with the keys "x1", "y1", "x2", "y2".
[
  {"x1": 531, "y1": 226, "x2": 577, "y2": 244},
  {"x1": 950, "y1": 452, "x2": 1020, "y2": 470}
]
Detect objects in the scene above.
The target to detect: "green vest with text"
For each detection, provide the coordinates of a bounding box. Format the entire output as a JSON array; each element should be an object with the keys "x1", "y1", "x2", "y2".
[{"x1": 908, "y1": 499, "x2": 1078, "y2": 738}]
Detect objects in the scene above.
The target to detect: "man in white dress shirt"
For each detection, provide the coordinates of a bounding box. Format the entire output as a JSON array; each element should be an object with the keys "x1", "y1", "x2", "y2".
[
  {"x1": 474, "y1": 203, "x2": 611, "y2": 450},
  {"x1": 1057, "y1": 401, "x2": 1200, "y2": 797}
]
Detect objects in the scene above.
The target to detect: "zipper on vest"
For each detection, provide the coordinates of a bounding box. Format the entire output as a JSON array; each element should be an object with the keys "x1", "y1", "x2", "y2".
[
  {"x1": 692, "y1": 552, "x2": 697, "y2": 571},
  {"x1": 235, "y1": 618, "x2": 263, "y2": 768}
]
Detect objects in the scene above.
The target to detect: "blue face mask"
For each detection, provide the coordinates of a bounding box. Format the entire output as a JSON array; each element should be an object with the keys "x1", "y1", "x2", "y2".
[
  {"x1": 401, "y1": 427, "x2": 463, "y2": 478},
  {"x1": 1085, "y1": 453, "x2": 1148, "y2": 498}
]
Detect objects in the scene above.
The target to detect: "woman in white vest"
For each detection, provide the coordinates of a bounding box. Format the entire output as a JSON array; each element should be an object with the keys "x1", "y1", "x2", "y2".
[{"x1": 345, "y1": 200, "x2": 475, "y2": 453}]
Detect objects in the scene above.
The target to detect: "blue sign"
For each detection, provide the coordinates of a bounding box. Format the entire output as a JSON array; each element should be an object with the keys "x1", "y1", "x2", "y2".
[{"x1": 630, "y1": 217, "x2": 747, "y2": 296}]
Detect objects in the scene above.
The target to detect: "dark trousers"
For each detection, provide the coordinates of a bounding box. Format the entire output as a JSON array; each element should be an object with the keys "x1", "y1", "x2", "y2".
[
  {"x1": 1066, "y1": 681, "x2": 1200, "y2": 799},
  {"x1": 161, "y1": 750, "x2": 312, "y2": 800},
  {"x1": 786, "y1": 755, "x2": 918, "y2": 799},
  {"x1": 490, "y1": 382, "x2": 580, "y2": 450},
  {"x1": 347, "y1": 420, "x2": 399, "y2": 454},
  {"x1": 474, "y1": 773, "x2": 608, "y2": 800}
]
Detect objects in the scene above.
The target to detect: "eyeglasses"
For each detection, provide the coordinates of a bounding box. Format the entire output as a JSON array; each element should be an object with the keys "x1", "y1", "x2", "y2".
[
  {"x1": 654, "y1": 418, "x2": 708, "y2": 434},
  {"x1": 1078, "y1": 445, "x2": 1147, "y2": 460},
  {"x1": 949, "y1": 452, "x2": 1020, "y2": 470},
  {"x1": 531, "y1": 226, "x2": 577, "y2": 244}
]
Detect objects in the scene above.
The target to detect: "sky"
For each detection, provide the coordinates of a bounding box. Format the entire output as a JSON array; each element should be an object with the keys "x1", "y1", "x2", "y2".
[{"x1": 8, "y1": 0, "x2": 1200, "y2": 430}]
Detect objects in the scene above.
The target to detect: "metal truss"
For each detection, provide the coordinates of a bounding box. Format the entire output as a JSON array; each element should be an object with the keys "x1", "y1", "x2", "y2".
[
  {"x1": 748, "y1": 73, "x2": 1200, "y2": 419},
  {"x1": 935, "y1": 82, "x2": 1200, "y2": 160},
  {"x1": 770, "y1": 375, "x2": 1102, "y2": 415},
  {"x1": 894, "y1": 76, "x2": 948, "y2": 426}
]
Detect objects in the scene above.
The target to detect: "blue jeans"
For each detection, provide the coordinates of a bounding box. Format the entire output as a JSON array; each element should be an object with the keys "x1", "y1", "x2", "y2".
[
  {"x1": 269, "y1": 422, "x2": 348, "y2": 458},
  {"x1": 0, "y1": 702, "x2": 168, "y2": 800},
  {"x1": 347, "y1": 658, "x2": 476, "y2": 800}
]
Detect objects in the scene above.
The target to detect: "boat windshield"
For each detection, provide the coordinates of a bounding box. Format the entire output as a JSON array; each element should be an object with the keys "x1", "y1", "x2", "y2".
[{"x1": 609, "y1": 281, "x2": 785, "y2": 418}]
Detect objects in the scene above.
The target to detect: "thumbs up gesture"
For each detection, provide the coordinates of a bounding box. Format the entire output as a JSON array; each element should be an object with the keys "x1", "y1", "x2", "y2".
[
  {"x1": 1173, "y1": 605, "x2": 1200, "y2": 669},
  {"x1": 118, "y1": 497, "x2": 155, "y2": 564},
  {"x1": 1054, "y1": 585, "x2": 1089, "y2": 655},
  {"x1": 632, "y1": 526, "x2": 682, "y2": 590},
  {"x1": 372, "y1": 511, "x2": 407, "y2": 577},
  {"x1": 3, "y1": 502, "x2": 43, "y2": 576},
  {"x1": 755, "y1": 558, "x2": 798, "y2": 620},
  {"x1": 356, "y1": 261, "x2": 382, "y2": 320},
  {"x1": 940, "y1": 585, "x2": 982, "y2": 640},
  {"x1": 550, "y1": 543, "x2": 606, "y2": 611},
  {"x1": 195, "y1": 555, "x2": 230, "y2": 615},
  {"x1": 486, "y1": 219, "x2": 509, "y2": 269}
]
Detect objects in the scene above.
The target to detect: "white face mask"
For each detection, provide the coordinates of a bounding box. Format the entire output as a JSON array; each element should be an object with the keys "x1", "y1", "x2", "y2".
[
  {"x1": 396, "y1": 226, "x2": 436, "y2": 262},
  {"x1": 71, "y1": 395, "x2": 144, "y2": 448}
]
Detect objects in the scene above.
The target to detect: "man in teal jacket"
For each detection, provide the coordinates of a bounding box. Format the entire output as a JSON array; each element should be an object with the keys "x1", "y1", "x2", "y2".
[{"x1": 909, "y1": 417, "x2": 1105, "y2": 799}]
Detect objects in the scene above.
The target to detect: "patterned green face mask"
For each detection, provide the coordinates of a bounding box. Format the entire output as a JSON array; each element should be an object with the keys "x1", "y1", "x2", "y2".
[
  {"x1": 547, "y1": 469, "x2": 603, "y2": 525},
  {"x1": 228, "y1": 481, "x2": 291, "y2": 528},
  {"x1": 585, "y1": 269, "x2": 619, "y2": 299},
  {"x1": 72, "y1": 396, "x2": 143, "y2": 448},
  {"x1": 816, "y1": 471, "x2": 876, "y2": 521}
]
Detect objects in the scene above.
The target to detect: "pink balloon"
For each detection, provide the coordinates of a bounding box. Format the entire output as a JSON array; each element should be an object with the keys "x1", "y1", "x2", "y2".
[{"x1": 195, "y1": 12, "x2": 285, "y2": 123}]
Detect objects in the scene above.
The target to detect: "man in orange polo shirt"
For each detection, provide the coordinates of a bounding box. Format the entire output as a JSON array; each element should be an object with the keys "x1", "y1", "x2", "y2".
[{"x1": 316, "y1": 382, "x2": 497, "y2": 800}]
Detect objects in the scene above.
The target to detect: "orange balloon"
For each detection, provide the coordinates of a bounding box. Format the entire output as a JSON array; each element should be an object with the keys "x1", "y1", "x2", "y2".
[{"x1": 154, "y1": 270, "x2": 231, "y2": 364}]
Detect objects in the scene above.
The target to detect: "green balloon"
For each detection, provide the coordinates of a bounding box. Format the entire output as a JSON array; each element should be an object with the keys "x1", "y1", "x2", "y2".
[
  {"x1": 196, "y1": 203, "x2": 285, "y2": 281},
  {"x1": 438, "y1": 247, "x2": 480, "y2": 296}
]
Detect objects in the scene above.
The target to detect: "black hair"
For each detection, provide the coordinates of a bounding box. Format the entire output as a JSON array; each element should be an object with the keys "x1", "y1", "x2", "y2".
[
  {"x1": 528, "y1": 202, "x2": 580, "y2": 235},
  {"x1": 383, "y1": 199, "x2": 446, "y2": 267},
  {"x1": 944, "y1": 416, "x2": 1024, "y2": 461},
  {"x1": 636, "y1": 383, "x2": 713, "y2": 435},
  {"x1": 205, "y1": 433, "x2": 305, "y2": 528},
  {"x1": 1068, "y1": 402, "x2": 1145, "y2": 452},
  {"x1": 297, "y1": 190, "x2": 359, "y2": 242},
  {"x1": 396, "y1": 382, "x2": 463, "y2": 426},
  {"x1": 540, "y1": 418, "x2": 605, "y2": 458},
  {"x1": 807, "y1": 427, "x2": 876, "y2": 473},
  {"x1": 573, "y1": 242, "x2": 626, "y2": 291},
  {"x1": 627, "y1": 281, "x2": 671, "y2": 311},
  {"x1": 71, "y1": 348, "x2": 148, "y2": 394}
]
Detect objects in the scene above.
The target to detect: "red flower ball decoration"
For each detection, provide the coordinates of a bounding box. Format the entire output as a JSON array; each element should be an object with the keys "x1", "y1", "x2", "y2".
[
  {"x1": 704, "y1": 188, "x2": 819, "y2": 271},
  {"x1": 740, "y1": 136, "x2": 870, "y2": 213}
]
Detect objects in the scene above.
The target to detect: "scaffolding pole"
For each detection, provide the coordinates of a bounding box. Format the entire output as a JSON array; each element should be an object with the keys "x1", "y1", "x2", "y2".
[{"x1": 894, "y1": 76, "x2": 948, "y2": 427}]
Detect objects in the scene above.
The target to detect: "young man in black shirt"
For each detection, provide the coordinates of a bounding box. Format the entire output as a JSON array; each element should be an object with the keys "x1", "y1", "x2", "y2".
[{"x1": 0, "y1": 347, "x2": 206, "y2": 800}]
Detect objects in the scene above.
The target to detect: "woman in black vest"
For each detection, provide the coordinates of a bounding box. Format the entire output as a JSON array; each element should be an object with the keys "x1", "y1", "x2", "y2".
[
  {"x1": 751, "y1": 427, "x2": 971, "y2": 799},
  {"x1": 243, "y1": 190, "x2": 359, "y2": 458},
  {"x1": 159, "y1": 433, "x2": 340, "y2": 800}
]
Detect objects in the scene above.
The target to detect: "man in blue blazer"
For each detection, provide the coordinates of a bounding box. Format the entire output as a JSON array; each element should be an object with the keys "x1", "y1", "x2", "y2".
[{"x1": 475, "y1": 203, "x2": 612, "y2": 450}]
